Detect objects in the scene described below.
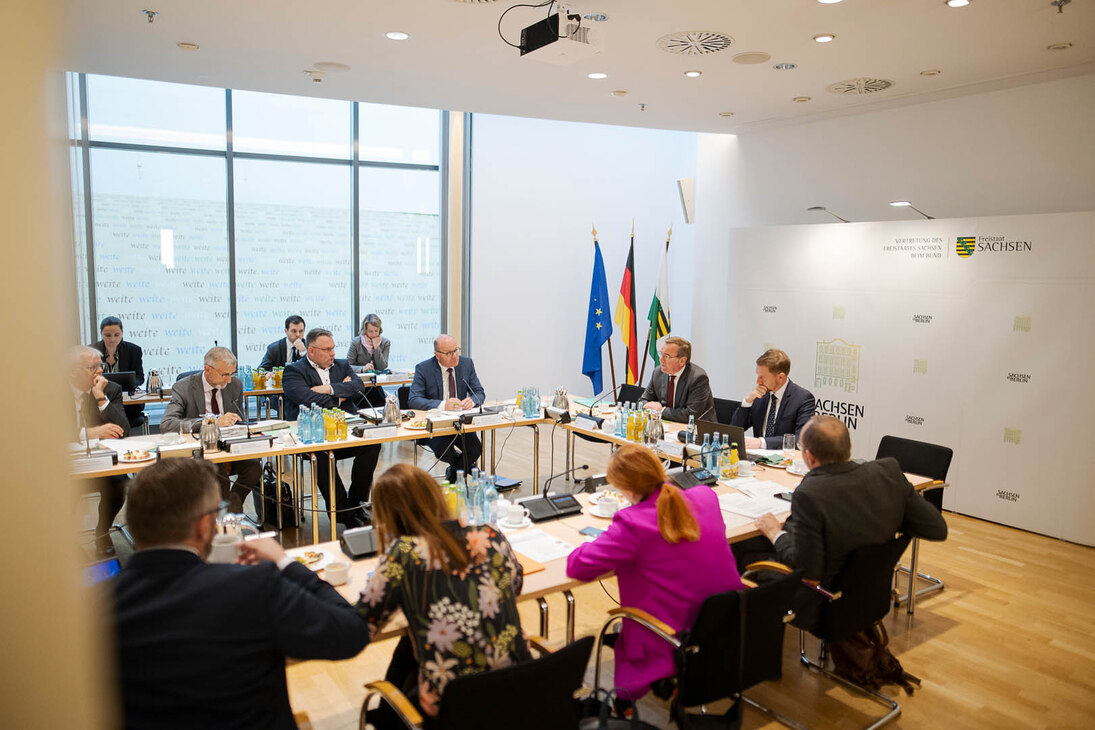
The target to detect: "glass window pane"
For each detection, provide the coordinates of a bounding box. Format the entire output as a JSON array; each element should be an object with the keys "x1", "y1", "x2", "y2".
[
  {"x1": 86, "y1": 74, "x2": 225, "y2": 149},
  {"x1": 359, "y1": 168, "x2": 441, "y2": 369},
  {"x1": 232, "y1": 90, "x2": 351, "y2": 159},
  {"x1": 235, "y1": 160, "x2": 352, "y2": 365},
  {"x1": 358, "y1": 103, "x2": 440, "y2": 165},
  {"x1": 89, "y1": 149, "x2": 230, "y2": 382}
]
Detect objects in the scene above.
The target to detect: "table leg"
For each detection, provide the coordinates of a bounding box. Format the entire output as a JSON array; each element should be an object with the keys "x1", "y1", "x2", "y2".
[
  {"x1": 490, "y1": 429, "x2": 496, "y2": 475},
  {"x1": 564, "y1": 590, "x2": 576, "y2": 644},
  {"x1": 537, "y1": 597, "x2": 549, "y2": 640},
  {"x1": 274, "y1": 453, "x2": 283, "y2": 531},
  {"x1": 309, "y1": 454, "x2": 319, "y2": 545},
  {"x1": 329, "y1": 451, "x2": 338, "y2": 542},
  {"x1": 565, "y1": 429, "x2": 572, "y2": 484},
  {"x1": 906, "y1": 537, "x2": 920, "y2": 615},
  {"x1": 532, "y1": 425, "x2": 540, "y2": 494},
  {"x1": 293, "y1": 455, "x2": 303, "y2": 524}
]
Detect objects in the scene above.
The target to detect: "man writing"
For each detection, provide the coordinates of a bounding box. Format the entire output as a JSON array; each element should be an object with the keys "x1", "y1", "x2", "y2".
[
  {"x1": 282, "y1": 328, "x2": 380, "y2": 528},
  {"x1": 111, "y1": 458, "x2": 369, "y2": 729},
  {"x1": 69, "y1": 345, "x2": 130, "y2": 556},
  {"x1": 160, "y1": 347, "x2": 260, "y2": 515},
  {"x1": 753, "y1": 415, "x2": 948, "y2": 630},
  {"x1": 730, "y1": 348, "x2": 816, "y2": 449},
  {"x1": 638, "y1": 336, "x2": 715, "y2": 423},
  {"x1": 408, "y1": 334, "x2": 485, "y2": 483}
]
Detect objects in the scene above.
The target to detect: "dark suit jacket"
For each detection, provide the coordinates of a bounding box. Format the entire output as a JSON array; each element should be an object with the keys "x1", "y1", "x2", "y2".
[
  {"x1": 730, "y1": 379, "x2": 816, "y2": 449},
  {"x1": 76, "y1": 380, "x2": 130, "y2": 439},
  {"x1": 773, "y1": 458, "x2": 948, "y2": 630},
  {"x1": 92, "y1": 339, "x2": 144, "y2": 384},
  {"x1": 160, "y1": 374, "x2": 247, "y2": 435},
  {"x1": 407, "y1": 356, "x2": 485, "y2": 411},
  {"x1": 638, "y1": 362, "x2": 715, "y2": 423},
  {"x1": 112, "y1": 549, "x2": 369, "y2": 730},
  {"x1": 281, "y1": 357, "x2": 367, "y2": 421},
  {"x1": 259, "y1": 337, "x2": 305, "y2": 370}
]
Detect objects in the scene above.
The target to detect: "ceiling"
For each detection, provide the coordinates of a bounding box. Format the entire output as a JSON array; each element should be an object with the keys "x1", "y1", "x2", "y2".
[{"x1": 68, "y1": 0, "x2": 1095, "y2": 134}]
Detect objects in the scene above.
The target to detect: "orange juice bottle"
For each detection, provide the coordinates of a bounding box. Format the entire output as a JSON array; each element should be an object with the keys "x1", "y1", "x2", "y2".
[{"x1": 336, "y1": 412, "x2": 347, "y2": 440}]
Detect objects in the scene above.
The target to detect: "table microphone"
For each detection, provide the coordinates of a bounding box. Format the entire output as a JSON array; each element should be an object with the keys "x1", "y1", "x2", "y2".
[
  {"x1": 526, "y1": 464, "x2": 589, "y2": 523},
  {"x1": 461, "y1": 377, "x2": 484, "y2": 414}
]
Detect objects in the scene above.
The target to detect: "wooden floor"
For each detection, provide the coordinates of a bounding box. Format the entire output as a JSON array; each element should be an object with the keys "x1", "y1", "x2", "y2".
[{"x1": 83, "y1": 424, "x2": 1095, "y2": 729}]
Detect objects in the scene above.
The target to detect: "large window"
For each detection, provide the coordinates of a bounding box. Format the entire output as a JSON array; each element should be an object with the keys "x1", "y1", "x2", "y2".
[{"x1": 70, "y1": 74, "x2": 444, "y2": 379}]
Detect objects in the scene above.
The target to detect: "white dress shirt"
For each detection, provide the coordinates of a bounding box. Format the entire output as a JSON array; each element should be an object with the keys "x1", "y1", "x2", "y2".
[
  {"x1": 438, "y1": 361, "x2": 457, "y2": 402},
  {"x1": 201, "y1": 373, "x2": 224, "y2": 414},
  {"x1": 308, "y1": 357, "x2": 332, "y2": 386},
  {"x1": 763, "y1": 381, "x2": 789, "y2": 433}
]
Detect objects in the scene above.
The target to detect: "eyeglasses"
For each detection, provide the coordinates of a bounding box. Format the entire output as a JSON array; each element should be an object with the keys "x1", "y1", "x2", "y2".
[
  {"x1": 311, "y1": 346, "x2": 336, "y2": 353},
  {"x1": 198, "y1": 499, "x2": 228, "y2": 520},
  {"x1": 80, "y1": 363, "x2": 103, "y2": 372},
  {"x1": 436, "y1": 347, "x2": 460, "y2": 357},
  {"x1": 658, "y1": 352, "x2": 682, "y2": 361}
]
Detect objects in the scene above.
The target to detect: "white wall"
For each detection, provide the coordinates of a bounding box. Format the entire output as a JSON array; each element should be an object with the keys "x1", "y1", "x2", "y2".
[{"x1": 470, "y1": 114, "x2": 697, "y2": 399}]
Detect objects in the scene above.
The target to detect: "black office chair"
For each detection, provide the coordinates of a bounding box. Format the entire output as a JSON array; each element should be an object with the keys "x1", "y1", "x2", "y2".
[
  {"x1": 592, "y1": 566, "x2": 805, "y2": 729},
  {"x1": 617, "y1": 383, "x2": 644, "y2": 405},
  {"x1": 360, "y1": 635, "x2": 594, "y2": 730},
  {"x1": 798, "y1": 535, "x2": 912, "y2": 729},
  {"x1": 876, "y1": 435, "x2": 953, "y2": 611},
  {"x1": 175, "y1": 369, "x2": 201, "y2": 383},
  {"x1": 713, "y1": 398, "x2": 741, "y2": 426}
]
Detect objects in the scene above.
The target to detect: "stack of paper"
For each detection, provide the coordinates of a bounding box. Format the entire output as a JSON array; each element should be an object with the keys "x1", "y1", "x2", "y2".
[
  {"x1": 717, "y1": 485, "x2": 791, "y2": 520},
  {"x1": 506, "y1": 530, "x2": 575, "y2": 563}
]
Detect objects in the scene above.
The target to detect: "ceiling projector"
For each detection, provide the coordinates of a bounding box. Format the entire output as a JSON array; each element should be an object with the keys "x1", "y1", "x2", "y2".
[{"x1": 520, "y1": 9, "x2": 602, "y2": 65}]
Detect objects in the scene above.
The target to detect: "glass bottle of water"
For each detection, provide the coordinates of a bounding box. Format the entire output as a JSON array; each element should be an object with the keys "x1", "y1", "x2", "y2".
[
  {"x1": 483, "y1": 474, "x2": 499, "y2": 524},
  {"x1": 686, "y1": 415, "x2": 696, "y2": 444},
  {"x1": 311, "y1": 406, "x2": 323, "y2": 444},
  {"x1": 298, "y1": 405, "x2": 312, "y2": 443},
  {"x1": 719, "y1": 434, "x2": 731, "y2": 479},
  {"x1": 700, "y1": 433, "x2": 711, "y2": 471},
  {"x1": 709, "y1": 432, "x2": 721, "y2": 471}
]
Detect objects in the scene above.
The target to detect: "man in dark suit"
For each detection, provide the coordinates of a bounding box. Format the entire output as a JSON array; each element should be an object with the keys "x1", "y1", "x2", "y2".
[
  {"x1": 753, "y1": 415, "x2": 948, "y2": 631},
  {"x1": 160, "y1": 347, "x2": 261, "y2": 515},
  {"x1": 282, "y1": 328, "x2": 380, "y2": 527},
  {"x1": 111, "y1": 458, "x2": 369, "y2": 729},
  {"x1": 70, "y1": 345, "x2": 130, "y2": 556},
  {"x1": 730, "y1": 348, "x2": 816, "y2": 449},
  {"x1": 259, "y1": 314, "x2": 307, "y2": 370},
  {"x1": 408, "y1": 334, "x2": 485, "y2": 483},
  {"x1": 638, "y1": 336, "x2": 715, "y2": 423}
]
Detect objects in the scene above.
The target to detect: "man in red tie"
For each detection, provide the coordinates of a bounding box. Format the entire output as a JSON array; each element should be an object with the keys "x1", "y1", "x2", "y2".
[{"x1": 639, "y1": 336, "x2": 715, "y2": 424}]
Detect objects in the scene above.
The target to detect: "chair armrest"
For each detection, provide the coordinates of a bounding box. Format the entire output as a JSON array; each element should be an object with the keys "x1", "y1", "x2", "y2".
[
  {"x1": 742, "y1": 560, "x2": 794, "y2": 581},
  {"x1": 801, "y1": 580, "x2": 842, "y2": 601},
  {"x1": 607, "y1": 607, "x2": 680, "y2": 646},
  {"x1": 741, "y1": 577, "x2": 758, "y2": 589},
  {"x1": 526, "y1": 635, "x2": 553, "y2": 656},
  {"x1": 363, "y1": 680, "x2": 423, "y2": 729}
]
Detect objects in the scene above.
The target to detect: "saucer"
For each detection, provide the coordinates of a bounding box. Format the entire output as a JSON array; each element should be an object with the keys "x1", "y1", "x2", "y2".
[
  {"x1": 590, "y1": 507, "x2": 618, "y2": 519},
  {"x1": 498, "y1": 517, "x2": 532, "y2": 530},
  {"x1": 787, "y1": 466, "x2": 808, "y2": 476}
]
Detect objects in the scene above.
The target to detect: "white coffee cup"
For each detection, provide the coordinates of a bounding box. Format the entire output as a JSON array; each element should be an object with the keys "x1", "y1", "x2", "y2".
[
  {"x1": 496, "y1": 498, "x2": 512, "y2": 516},
  {"x1": 792, "y1": 458, "x2": 807, "y2": 474},
  {"x1": 736, "y1": 460, "x2": 754, "y2": 477},
  {"x1": 325, "y1": 561, "x2": 350, "y2": 586},
  {"x1": 503, "y1": 503, "x2": 529, "y2": 525},
  {"x1": 597, "y1": 495, "x2": 620, "y2": 517},
  {"x1": 208, "y1": 534, "x2": 241, "y2": 564}
]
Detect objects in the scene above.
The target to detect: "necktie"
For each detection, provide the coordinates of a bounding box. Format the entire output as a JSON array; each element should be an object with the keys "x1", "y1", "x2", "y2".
[
  {"x1": 666, "y1": 375, "x2": 676, "y2": 409},
  {"x1": 211, "y1": 389, "x2": 220, "y2": 415},
  {"x1": 291, "y1": 347, "x2": 301, "y2": 363},
  {"x1": 447, "y1": 368, "x2": 457, "y2": 402},
  {"x1": 764, "y1": 394, "x2": 778, "y2": 437}
]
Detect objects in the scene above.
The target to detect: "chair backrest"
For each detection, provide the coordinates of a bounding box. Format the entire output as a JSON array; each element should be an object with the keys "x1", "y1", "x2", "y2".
[
  {"x1": 876, "y1": 435, "x2": 953, "y2": 511},
  {"x1": 676, "y1": 571, "x2": 802, "y2": 707},
  {"x1": 175, "y1": 369, "x2": 201, "y2": 383},
  {"x1": 819, "y1": 535, "x2": 912, "y2": 641},
  {"x1": 713, "y1": 397, "x2": 741, "y2": 425},
  {"x1": 435, "y1": 635, "x2": 594, "y2": 730},
  {"x1": 397, "y1": 385, "x2": 410, "y2": 410},
  {"x1": 618, "y1": 384, "x2": 644, "y2": 405}
]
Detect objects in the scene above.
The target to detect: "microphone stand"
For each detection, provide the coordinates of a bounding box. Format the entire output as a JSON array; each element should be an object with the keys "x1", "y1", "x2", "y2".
[
  {"x1": 542, "y1": 464, "x2": 589, "y2": 495},
  {"x1": 586, "y1": 384, "x2": 624, "y2": 416}
]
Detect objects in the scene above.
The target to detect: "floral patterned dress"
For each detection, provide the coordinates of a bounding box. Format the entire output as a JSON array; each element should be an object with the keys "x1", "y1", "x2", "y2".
[{"x1": 356, "y1": 521, "x2": 530, "y2": 717}]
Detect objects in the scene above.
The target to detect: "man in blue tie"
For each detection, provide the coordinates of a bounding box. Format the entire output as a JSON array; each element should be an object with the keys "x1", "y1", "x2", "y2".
[
  {"x1": 408, "y1": 334, "x2": 485, "y2": 483},
  {"x1": 730, "y1": 348, "x2": 816, "y2": 450}
]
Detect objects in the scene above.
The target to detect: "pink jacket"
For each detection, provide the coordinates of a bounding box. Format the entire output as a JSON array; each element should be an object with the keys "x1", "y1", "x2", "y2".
[{"x1": 567, "y1": 485, "x2": 743, "y2": 699}]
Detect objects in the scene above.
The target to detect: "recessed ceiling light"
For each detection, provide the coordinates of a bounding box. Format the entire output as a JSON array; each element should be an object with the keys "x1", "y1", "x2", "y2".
[
  {"x1": 583, "y1": 12, "x2": 609, "y2": 22},
  {"x1": 889, "y1": 201, "x2": 912, "y2": 207},
  {"x1": 314, "y1": 61, "x2": 351, "y2": 72},
  {"x1": 385, "y1": 31, "x2": 410, "y2": 41},
  {"x1": 920, "y1": 68, "x2": 942, "y2": 77},
  {"x1": 612, "y1": 90, "x2": 628, "y2": 97},
  {"x1": 684, "y1": 70, "x2": 703, "y2": 78},
  {"x1": 945, "y1": 0, "x2": 969, "y2": 7},
  {"x1": 588, "y1": 72, "x2": 608, "y2": 80},
  {"x1": 818, "y1": 0, "x2": 844, "y2": 4},
  {"x1": 719, "y1": 111, "x2": 735, "y2": 117},
  {"x1": 813, "y1": 34, "x2": 836, "y2": 43},
  {"x1": 176, "y1": 41, "x2": 199, "y2": 51},
  {"x1": 793, "y1": 96, "x2": 811, "y2": 103},
  {"x1": 1047, "y1": 42, "x2": 1073, "y2": 51},
  {"x1": 773, "y1": 63, "x2": 797, "y2": 71}
]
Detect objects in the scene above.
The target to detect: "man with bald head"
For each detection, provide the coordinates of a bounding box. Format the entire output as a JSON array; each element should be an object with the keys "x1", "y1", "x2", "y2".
[
  {"x1": 69, "y1": 345, "x2": 130, "y2": 555},
  {"x1": 408, "y1": 334, "x2": 485, "y2": 483}
]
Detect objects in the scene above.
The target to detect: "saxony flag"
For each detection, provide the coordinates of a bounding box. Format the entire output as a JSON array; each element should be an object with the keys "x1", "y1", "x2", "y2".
[{"x1": 646, "y1": 247, "x2": 671, "y2": 363}]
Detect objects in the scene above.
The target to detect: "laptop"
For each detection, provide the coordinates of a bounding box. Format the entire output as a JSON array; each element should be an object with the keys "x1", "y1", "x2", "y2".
[
  {"x1": 694, "y1": 421, "x2": 748, "y2": 461},
  {"x1": 103, "y1": 370, "x2": 138, "y2": 394}
]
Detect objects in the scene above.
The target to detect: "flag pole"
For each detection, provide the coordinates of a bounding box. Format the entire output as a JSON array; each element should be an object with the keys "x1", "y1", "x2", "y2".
[
  {"x1": 638, "y1": 224, "x2": 673, "y2": 385},
  {"x1": 595, "y1": 225, "x2": 618, "y2": 395}
]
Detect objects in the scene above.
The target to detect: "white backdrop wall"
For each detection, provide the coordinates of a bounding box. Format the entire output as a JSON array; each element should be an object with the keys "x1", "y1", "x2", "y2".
[
  {"x1": 470, "y1": 114, "x2": 697, "y2": 399},
  {"x1": 692, "y1": 213, "x2": 1095, "y2": 546}
]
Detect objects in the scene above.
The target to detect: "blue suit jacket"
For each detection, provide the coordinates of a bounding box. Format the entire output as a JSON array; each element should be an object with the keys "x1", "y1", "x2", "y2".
[
  {"x1": 259, "y1": 337, "x2": 304, "y2": 370},
  {"x1": 281, "y1": 357, "x2": 367, "y2": 421},
  {"x1": 111, "y1": 549, "x2": 368, "y2": 730},
  {"x1": 730, "y1": 379, "x2": 816, "y2": 449},
  {"x1": 408, "y1": 356, "x2": 485, "y2": 411}
]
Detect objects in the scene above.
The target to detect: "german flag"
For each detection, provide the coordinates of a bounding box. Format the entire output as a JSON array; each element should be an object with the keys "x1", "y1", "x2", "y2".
[
  {"x1": 956, "y1": 236, "x2": 975, "y2": 258},
  {"x1": 614, "y1": 239, "x2": 638, "y2": 384}
]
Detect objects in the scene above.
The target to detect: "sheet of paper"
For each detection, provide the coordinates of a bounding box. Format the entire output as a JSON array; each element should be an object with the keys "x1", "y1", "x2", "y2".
[
  {"x1": 99, "y1": 437, "x2": 162, "y2": 453},
  {"x1": 717, "y1": 492, "x2": 788, "y2": 520},
  {"x1": 506, "y1": 529, "x2": 576, "y2": 563},
  {"x1": 735, "y1": 480, "x2": 791, "y2": 499}
]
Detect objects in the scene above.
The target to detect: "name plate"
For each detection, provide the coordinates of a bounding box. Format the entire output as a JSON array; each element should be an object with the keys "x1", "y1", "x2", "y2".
[
  {"x1": 572, "y1": 415, "x2": 601, "y2": 432},
  {"x1": 471, "y1": 413, "x2": 505, "y2": 428},
  {"x1": 359, "y1": 425, "x2": 398, "y2": 441},
  {"x1": 159, "y1": 443, "x2": 199, "y2": 460},
  {"x1": 657, "y1": 440, "x2": 685, "y2": 458},
  {"x1": 71, "y1": 453, "x2": 115, "y2": 473},
  {"x1": 228, "y1": 437, "x2": 273, "y2": 455}
]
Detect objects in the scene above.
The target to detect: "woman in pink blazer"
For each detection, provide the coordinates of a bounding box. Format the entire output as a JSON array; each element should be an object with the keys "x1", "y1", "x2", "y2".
[{"x1": 567, "y1": 444, "x2": 743, "y2": 700}]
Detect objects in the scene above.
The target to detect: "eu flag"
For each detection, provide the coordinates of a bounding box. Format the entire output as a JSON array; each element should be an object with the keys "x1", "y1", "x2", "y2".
[{"x1": 582, "y1": 241, "x2": 613, "y2": 394}]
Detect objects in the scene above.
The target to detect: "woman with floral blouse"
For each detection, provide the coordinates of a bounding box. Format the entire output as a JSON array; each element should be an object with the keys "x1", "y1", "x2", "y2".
[{"x1": 357, "y1": 463, "x2": 531, "y2": 726}]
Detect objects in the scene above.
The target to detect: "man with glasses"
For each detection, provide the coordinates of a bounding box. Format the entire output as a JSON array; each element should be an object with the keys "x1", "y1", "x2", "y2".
[
  {"x1": 111, "y1": 458, "x2": 369, "y2": 728},
  {"x1": 69, "y1": 345, "x2": 130, "y2": 555},
  {"x1": 160, "y1": 346, "x2": 260, "y2": 515},
  {"x1": 282, "y1": 328, "x2": 380, "y2": 528},
  {"x1": 408, "y1": 334, "x2": 485, "y2": 483},
  {"x1": 639, "y1": 336, "x2": 715, "y2": 423}
]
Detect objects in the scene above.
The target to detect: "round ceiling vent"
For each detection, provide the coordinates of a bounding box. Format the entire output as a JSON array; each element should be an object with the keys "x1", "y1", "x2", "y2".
[
  {"x1": 826, "y1": 77, "x2": 894, "y2": 95},
  {"x1": 656, "y1": 31, "x2": 734, "y2": 55},
  {"x1": 732, "y1": 51, "x2": 772, "y2": 65}
]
